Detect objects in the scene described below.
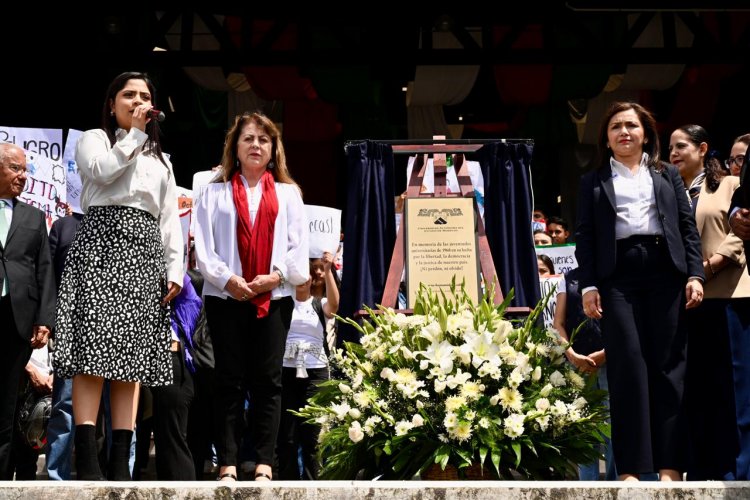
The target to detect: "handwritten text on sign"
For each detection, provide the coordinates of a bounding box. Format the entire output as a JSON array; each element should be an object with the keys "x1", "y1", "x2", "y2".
[{"x1": 305, "y1": 204, "x2": 341, "y2": 258}]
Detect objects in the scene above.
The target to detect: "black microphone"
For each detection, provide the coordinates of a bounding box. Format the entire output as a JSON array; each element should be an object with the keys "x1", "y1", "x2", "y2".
[{"x1": 148, "y1": 109, "x2": 166, "y2": 122}]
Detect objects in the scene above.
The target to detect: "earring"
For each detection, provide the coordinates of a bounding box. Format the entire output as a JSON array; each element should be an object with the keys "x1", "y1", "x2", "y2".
[
  {"x1": 235, "y1": 159, "x2": 240, "y2": 168},
  {"x1": 110, "y1": 110, "x2": 114, "y2": 116},
  {"x1": 267, "y1": 160, "x2": 276, "y2": 170}
]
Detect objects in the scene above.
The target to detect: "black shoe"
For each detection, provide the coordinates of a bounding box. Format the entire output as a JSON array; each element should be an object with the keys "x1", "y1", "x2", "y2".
[{"x1": 107, "y1": 429, "x2": 134, "y2": 481}]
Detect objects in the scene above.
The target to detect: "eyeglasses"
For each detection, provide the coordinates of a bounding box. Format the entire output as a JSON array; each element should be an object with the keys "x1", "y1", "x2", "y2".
[
  {"x1": 3, "y1": 163, "x2": 27, "y2": 175},
  {"x1": 726, "y1": 155, "x2": 745, "y2": 169}
]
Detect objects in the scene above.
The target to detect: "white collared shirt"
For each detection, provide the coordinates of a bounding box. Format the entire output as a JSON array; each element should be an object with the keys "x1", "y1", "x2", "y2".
[
  {"x1": 610, "y1": 153, "x2": 663, "y2": 240},
  {"x1": 193, "y1": 179, "x2": 309, "y2": 299},
  {"x1": 75, "y1": 128, "x2": 184, "y2": 284}
]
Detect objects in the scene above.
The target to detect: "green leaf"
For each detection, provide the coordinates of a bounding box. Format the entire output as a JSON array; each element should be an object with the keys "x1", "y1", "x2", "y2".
[{"x1": 511, "y1": 442, "x2": 522, "y2": 467}]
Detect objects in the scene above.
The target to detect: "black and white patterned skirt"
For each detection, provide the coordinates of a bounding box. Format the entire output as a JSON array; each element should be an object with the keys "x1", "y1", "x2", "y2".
[{"x1": 53, "y1": 206, "x2": 173, "y2": 386}]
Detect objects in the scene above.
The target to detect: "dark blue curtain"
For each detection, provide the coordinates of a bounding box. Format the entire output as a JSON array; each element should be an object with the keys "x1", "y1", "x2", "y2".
[
  {"x1": 338, "y1": 141, "x2": 396, "y2": 345},
  {"x1": 478, "y1": 141, "x2": 540, "y2": 308}
]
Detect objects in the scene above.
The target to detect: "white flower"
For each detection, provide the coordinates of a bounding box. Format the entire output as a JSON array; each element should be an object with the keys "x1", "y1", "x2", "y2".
[
  {"x1": 443, "y1": 412, "x2": 458, "y2": 429},
  {"x1": 394, "y1": 420, "x2": 414, "y2": 436},
  {"x1": 351, "y1": 371, "x2": 363, "y2": 389},
  {"x1": 550, "y1": 400, "x2": 568, "y2": 417},
  {"x1": 535, "y1": 398, "x2": 550, "y2": 412},
  {"x1": 460, "y1": 331, "x2": 500, "y2": 369},
  {"x1": 339, "y1": 383, "x2": 352, "y2": 394},
  {"x1": 380, "y1": 367, "x2": 394, "y2": 380},
  {"x1": 572, "y1": 397, "x2": 587, "y2": 410},
  {"x1": 493, "y1": 320, "x2": 513, "y2": 343},
  {"x1": 498, "y1": 343, "x2": 518, "y2": 363},
  {"x1": 353, "y1": 391, "x2": 371, "y2": 408},
  {"x1": 331, "y1": 402, "x2": 351, "y2": 421},
  {"x1": 504, "y1": 413, "x2": 525, "y2": 439},
  {"x1": 568, "y1": 408, "x2": 582, "y2": 422},
  {"x1": 392, "y1": 368, "x2": 417, "y2": 385},
  {"x1": 549, "y1": 370, "x2": 567, "y2": 387},
  {"x1": 464, "y1": 410, "x2": 476, "y2": 421},
  {"x1": 348, "y1": 408, "x2": 361, "y2": 419},
  {"x1": 412, "y1": 414, "x2": 424, "y2": 427},
  {"x1": 567, "y1": 370, "x2": 585, "y2": 389},
  {"x1": 478, "y1": 417, "x2": 491, "y2": 429},
  {"x1": 450, "y1": 421, "x2": 473, "y2": 442},
  {"x1": 391, "y1": 329, "x2": 404, "y2": 343},
  {"x1": 490, "y1": 394, "x2": 501, "y2": 406},
  {"x1": 532, "y1": 366, "x2": 542, "y2": 381},
  {"x1": 418, "y1": 340, "x2": 455, "y2": 375},
  {"x1": 536, "y1": 414, "x2": 550, "y2": 432},
  {"x1": 508, "y1": 367, "x2": 525, "y2": 387},
  {"x1": 499, "y1": 387, "x2": 523, "y2": 412},
  {"x1": 447, "y1": 312, "x2": 473, "y2": 332},
  {"x1": 540, "y1": 383, "x2": 554, "y2": 397},
  {"x1": 416, "y1": 400, "x2": 424, "y2": 409},
  {"x1": 420, "y1": 321, "x2": 443, "y2": 343},
  {"x1": 445, "y1": 396, "x2": 467, "y2": 412},
  {"x1": 460, "y1": 381, "x2": 483, "y2": 400},
  {"x1": 434, "y1": 379, "x2": 447, "y2": 393},
  {"x1": 348, "y1": 421, "x2": 364, "y2": 443},
  {"x1": 446, "y1": 369, "x2": 472, "y2": 389}
]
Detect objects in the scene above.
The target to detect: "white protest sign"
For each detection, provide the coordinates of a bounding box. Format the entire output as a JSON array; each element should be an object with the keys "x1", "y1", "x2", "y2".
[
  {"x1": 534, "y1": 243, "x2": 578, "y2": 275},
  {"x1": 63, "y1": 129, "x2": 84, "y2": 214},
  {"x1": 306, "y1": 205, "x2": 341, "y2": 258},
  {"x1": 0, "y1": 126, "x2": 66, "y2": 228},
  {"x1": 539, "y1": 274, "x2": 565, "y2": 328}
]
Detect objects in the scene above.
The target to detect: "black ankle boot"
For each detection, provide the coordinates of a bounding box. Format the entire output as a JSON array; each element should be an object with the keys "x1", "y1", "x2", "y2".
[
  {"x1": 107, "y1": 429, "x2": 134, "y2": 481},
  {"x1": 74, "y1": 424, "x2": 105, "y2": 480}
]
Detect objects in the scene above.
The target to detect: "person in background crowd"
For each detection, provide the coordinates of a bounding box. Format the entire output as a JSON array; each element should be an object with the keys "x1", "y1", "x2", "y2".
[
  {"x1": 724, "y1": 138, "x2": 750, "y2": 480},
  {"x1": 194, "y1": 111, "x2": 309, "y2": 482},
  {"x1": 552, "y1": 266, "x2": 615, "y2": 480},
  {"x1": 547, "y1": 216, "x2": 571, "y2": 244},
  {"x1": 537, "y1": 254, "x2": 564, "y2": 329},
  {"x1": 532, "y1": 208, "x2": 547, "y2": 233},
  {"x1": 0, "y1": 143, "x2": 55, "y2": 479},
  {"x1": 575, "y1": 102, "x2": 704, "y2": 481},
  {"x1": 277, "y1": 251, "x2": 339, "y2": 479},
  {"x1": 53, "y1": 72, "x2": 184, "y2": 481},
  {"x1": 669, "y1": 124, "x2": 745, "y2": 479},
  {"x1": 45, "y1": 205, "x2": 83, "y2": 481},
  {"x1": 726, "y1": 134, "x2": 750, "y2": 177},
  {"x1": 534, "y1": 230, "x2": 553, "y2": 246}
]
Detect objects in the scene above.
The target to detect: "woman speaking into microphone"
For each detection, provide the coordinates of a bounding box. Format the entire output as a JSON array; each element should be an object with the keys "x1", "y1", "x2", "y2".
[
  {"x1": 193, "y1": 111, "x2": 309, "y2": 482},
  {"x1": 53, "y1": 71, "x2": 183, "y2": 480}
]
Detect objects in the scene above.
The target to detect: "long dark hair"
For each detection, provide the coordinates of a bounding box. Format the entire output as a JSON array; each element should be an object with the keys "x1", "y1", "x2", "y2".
[
  {"x1": 674, "y1": 124, "x2": 725, "y2": 193},
  {"x1": 101, "y1": 71, "x2": 167, "y2": 167},
  {"x1": 597, "y1": 101, "x2": 661, "y2": 170},
  {"x1": 217, "y1": 111, "x2": 297, "y2": 187}
]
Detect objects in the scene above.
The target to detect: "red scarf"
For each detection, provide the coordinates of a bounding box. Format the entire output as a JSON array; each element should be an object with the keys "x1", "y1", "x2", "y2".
[{"x1": 232, "y1": 170, "x2": 278, "y2": 318}]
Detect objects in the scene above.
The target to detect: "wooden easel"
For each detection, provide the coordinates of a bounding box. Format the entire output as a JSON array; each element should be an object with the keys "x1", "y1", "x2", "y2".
[{"x1": 380, "y1": 136, "x2": 507, "y2": 310}]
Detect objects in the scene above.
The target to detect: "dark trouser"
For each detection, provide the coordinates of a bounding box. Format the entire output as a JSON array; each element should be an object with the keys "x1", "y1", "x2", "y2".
[
  {"x1": 187, "y1": 366, "x2": 215, "y2": 479},
  {"x1": 151, "y1": 350, "x2": 196, "y2": 480},
  {"x1": 600, "y1": 236, "x2": 688, "y2": 475},
  {"x1": 205, "y1": 296, "x2": 293, "y2": 467},
  {"x1": 277, "y1": 366, "x2": 328, "y2": 480},
  {"x1": 685, "y1": 298, "x2": 738, "y2": 480},
  {"x1": 0, "y1": 296, "x2": 32, "y2": 479},
  {"x1": 727, "y1": 299, "x2": 750, "y2": 479}
]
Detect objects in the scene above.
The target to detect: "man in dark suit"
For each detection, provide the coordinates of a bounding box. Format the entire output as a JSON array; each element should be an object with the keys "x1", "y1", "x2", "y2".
[
  {"x1": 0, "y1": 142, "x2": 55, "y2": 478},
  {"x1": 45, "y1": 208, "x2": 82, "y2": 480}
]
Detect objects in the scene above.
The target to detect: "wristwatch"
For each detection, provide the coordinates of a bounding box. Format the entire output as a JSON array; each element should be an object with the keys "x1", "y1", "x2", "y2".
[{"x1": 274, "y1": 269, "x2": 286, "y2": 287}]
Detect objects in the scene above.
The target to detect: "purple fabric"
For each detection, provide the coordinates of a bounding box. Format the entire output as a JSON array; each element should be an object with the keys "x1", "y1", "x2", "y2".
[{"x1": 171, "y1": 274, "x2": 202, "y2": 373}]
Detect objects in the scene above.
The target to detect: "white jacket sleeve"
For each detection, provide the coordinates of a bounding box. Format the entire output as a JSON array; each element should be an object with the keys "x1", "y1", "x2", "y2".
[
  {"x1": 194, "y1": 185, "x2": 235, "y2": 293},
  {"x1": 279, "y1": 185, "x2": 310, "y2": 286}
]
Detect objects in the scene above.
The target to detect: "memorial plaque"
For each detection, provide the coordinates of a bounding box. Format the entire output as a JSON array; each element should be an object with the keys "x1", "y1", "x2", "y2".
[{"x1": 405, "y1": 197, "x2": 480, "y2": 307}]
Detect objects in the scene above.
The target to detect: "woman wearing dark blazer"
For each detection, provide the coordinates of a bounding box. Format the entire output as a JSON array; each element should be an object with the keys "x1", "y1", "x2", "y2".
[{"x1": 575, "y1": 102, "x2": 704, "y2": 481}]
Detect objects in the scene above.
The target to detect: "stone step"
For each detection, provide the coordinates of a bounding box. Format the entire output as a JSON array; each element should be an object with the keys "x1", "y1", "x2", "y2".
[{"x1": 0, "y1": 480, "x2": 748, "y2": 499}]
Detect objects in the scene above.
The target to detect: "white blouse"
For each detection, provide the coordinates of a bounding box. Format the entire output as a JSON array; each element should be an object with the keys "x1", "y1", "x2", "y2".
[
  {"x1": 75, "y1": 128, "x2": 184, "y2": 284},
  {"x1": 193, "y1": 178, "x2": 309, "y2": 299}
]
